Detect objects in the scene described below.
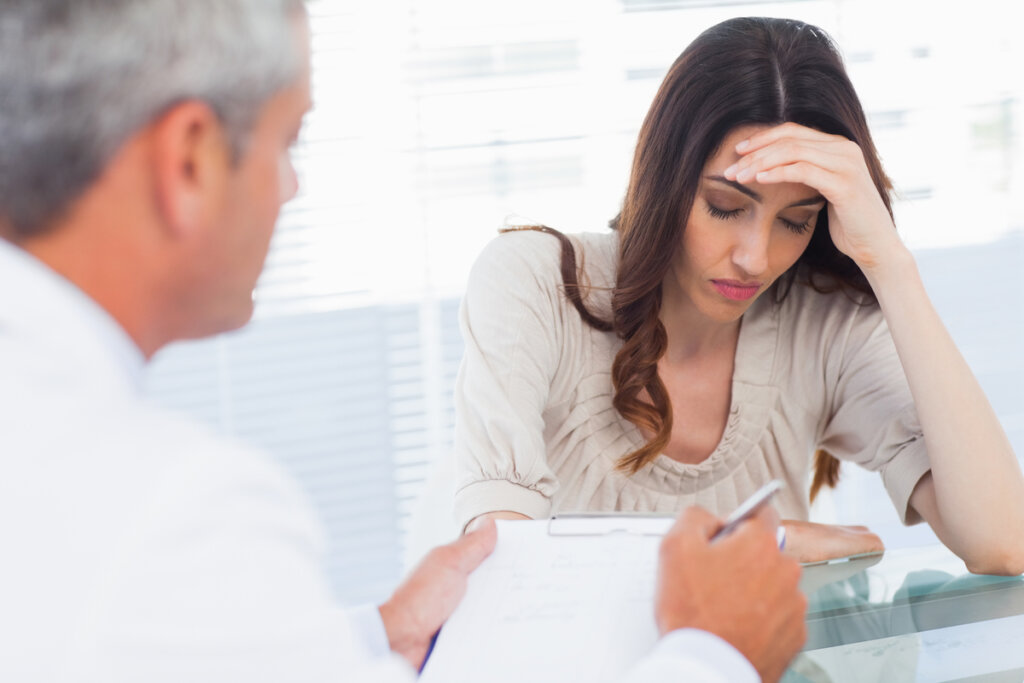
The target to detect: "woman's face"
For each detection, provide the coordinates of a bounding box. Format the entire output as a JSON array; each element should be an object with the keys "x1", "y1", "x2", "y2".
[{"x1": 667, "y1": 124, "x2": 825, "y2": 324}]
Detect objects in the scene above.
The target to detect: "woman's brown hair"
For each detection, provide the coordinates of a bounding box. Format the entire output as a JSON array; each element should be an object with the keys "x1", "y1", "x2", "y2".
[{"x1": 513, "y1": 17, "x2": 894, "y2": 501}]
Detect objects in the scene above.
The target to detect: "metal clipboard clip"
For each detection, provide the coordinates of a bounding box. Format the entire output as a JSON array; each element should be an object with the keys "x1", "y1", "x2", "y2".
[{"x1": 547, "y1": 512, "x2": 675, "y2": 537}]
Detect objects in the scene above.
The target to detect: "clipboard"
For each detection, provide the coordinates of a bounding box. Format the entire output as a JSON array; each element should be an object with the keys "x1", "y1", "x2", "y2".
[
  {"x1": 547, "y1": 480, "x2": 783, "y2": 538},
  {"x1": 546, "y1": 512, "x2": 676, "y2": 537}
]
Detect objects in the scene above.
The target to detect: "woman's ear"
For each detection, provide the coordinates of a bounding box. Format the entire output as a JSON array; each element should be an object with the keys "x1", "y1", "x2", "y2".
[{"x1": 149, "y1": 100, "x2": 231, "y2": 240}]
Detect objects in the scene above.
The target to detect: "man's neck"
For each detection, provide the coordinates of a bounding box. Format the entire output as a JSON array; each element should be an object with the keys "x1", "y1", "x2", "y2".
[{"x1": 21, "y1": 229, "x2": 166, "y2": 360}]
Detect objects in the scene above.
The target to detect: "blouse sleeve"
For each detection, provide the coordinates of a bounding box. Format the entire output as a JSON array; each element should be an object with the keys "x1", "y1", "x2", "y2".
[
  {"x1": 452, "y1": 231, "x2": 569, "y2": 530},
  {"x1": 817, "y1": 300, "x2": 932, "y2": 525}
]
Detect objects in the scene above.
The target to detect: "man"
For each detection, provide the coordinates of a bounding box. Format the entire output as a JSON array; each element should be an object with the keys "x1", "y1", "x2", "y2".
[{"x1": 0, "y1": 1, "x2": 806, "y2": 681}]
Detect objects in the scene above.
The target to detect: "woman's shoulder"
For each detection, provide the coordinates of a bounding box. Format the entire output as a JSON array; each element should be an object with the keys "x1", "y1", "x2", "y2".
[
  {"x1": 764, "y1": 270, "x2": 886, "y2": 365},
  {"x1": 470, "y1": 227, "x2": 618, "y2": 290},
  {"x1": 776, "y1": 270, "x2": 878, "y2": 324}
]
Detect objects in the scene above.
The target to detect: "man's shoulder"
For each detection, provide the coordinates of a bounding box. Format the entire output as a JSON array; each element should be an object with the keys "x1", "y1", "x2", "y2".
[
  {"x1": 0, "y1": 377, "x2": 339, "y2": 680},
  {"x1": 0, "y1": 367, "x2": 322, "y2": 555},
  {"x1": 4, "y1": 366, "x2": 306, "y2": 515},
  {"x1": 114, "y1": 396, "x2": 307, "y2": 507}
]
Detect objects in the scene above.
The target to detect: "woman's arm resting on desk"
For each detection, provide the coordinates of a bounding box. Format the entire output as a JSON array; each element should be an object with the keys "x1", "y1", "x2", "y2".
[
  {"x1": 464, "y1": 510, "x2": 531, "y2": 533},
  {"x1": 729, "y1": 123, "x2": 1024, "y2": 575},
  {"x1": 781, "y1": 519, "x2": 884, "y2": 564}
]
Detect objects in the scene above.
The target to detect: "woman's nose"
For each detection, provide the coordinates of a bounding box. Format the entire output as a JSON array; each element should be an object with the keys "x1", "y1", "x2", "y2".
[{"x1": 731, "y1": 222, "x2": 771, "y2": 277}]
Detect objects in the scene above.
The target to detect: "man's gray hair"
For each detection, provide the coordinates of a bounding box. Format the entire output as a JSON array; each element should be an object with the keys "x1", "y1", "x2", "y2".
[{"x1": 0, "y1": 0, "x2": 306, "y2": 238}]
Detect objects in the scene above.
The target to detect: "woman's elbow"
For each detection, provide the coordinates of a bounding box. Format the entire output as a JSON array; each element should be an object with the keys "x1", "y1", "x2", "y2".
[{"x1": 965, "y1": 544, "x2": 1024, "y2": 576}]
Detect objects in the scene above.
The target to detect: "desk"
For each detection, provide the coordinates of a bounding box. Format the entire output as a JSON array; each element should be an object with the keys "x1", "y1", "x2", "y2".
[{"x1": 785, "y1": 544, "x2": 1024, "y2": 682}]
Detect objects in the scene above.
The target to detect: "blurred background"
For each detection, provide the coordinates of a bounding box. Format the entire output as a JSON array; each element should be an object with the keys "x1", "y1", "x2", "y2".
[{"x1": 146, "y1": 0, "x2": 1024, "y2": 604}]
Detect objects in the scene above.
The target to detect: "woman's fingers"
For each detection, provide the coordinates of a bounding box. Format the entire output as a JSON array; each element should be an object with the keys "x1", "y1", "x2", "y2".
[
  {"x1": 726, "y1": 140, "x2": 860, "y2": 201},
  {"x1": 726, "y1": 138, "x2": 848, "y2": 182},
  {"x1": 725, "y1": 123, "x2": 877, "y2": 222},
  {"x1": 736, "y1": 121, "x2": 841, "y2": 154},
  {"x1": 748, "y1": 161, "x2": 843, "y2": 199}
]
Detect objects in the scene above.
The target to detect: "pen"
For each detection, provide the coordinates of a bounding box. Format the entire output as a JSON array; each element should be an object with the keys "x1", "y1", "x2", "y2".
[{"x1": 710, "y1": 479, "x2": 784, "y2": 543}]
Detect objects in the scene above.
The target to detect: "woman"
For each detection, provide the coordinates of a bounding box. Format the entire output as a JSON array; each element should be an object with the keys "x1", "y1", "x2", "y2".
[{"x1": 452, "y1": 16, "x2": 1024, "y2": 569}]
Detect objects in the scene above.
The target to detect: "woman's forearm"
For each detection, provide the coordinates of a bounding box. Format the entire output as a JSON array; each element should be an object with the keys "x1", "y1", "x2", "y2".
[{"x1": 865, "y1": 247, "x2": 1024, "y2": 573}]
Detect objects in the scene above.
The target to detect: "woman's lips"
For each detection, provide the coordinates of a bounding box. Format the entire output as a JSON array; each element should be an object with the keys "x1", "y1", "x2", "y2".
[{"x1": 711, "y1": 279, "x2": 762, "y2": 301}]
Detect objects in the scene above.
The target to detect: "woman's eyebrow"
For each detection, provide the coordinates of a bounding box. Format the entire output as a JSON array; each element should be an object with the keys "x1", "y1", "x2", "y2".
[
  {"x1": 787, "y1": 194, "x2": 827, "y2": 208},
  {"x1": 706, "y1": 175, "x2": 761, "y2": 201},
  {"x1": 704, "y1": 175, "x2": 825, "y2": 208}
]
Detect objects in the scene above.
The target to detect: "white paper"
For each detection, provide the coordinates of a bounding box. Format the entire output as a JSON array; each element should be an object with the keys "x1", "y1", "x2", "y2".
[{"x1": 419, "y1": 519, "x2": 666, "y2": 683}]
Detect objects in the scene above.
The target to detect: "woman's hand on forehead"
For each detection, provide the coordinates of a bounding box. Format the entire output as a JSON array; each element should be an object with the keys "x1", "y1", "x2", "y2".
[{"x1": 723, "y1": 122, "x2": 903, "y2": 274}]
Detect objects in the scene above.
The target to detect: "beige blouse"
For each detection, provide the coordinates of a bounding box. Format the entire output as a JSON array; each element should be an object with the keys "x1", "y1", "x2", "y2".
[{"x1": 452, "y1": 229, "x2": 931, "y2": 530}]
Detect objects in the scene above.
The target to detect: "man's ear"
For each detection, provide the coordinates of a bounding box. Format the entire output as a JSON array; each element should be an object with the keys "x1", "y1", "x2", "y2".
[{"x1": 150, "y1": 100, "x2": 230, "y2": 240}]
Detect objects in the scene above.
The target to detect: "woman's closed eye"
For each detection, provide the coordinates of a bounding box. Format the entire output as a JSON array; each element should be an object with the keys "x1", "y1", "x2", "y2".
[
  {"x1": 706, "y1": 197, "x2": 816, "y2": 235},
  {"x1": 779, "y1": 216, "x2": 812, "y2": 235},
  {"x1": 705, "y1": 201, "x2": 743, "y2": 221}
]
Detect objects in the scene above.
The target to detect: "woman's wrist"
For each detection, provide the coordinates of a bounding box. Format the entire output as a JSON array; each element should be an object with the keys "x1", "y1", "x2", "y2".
[{"x1": 858, "y1": 239, "x2": 917, "y2": 294}]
